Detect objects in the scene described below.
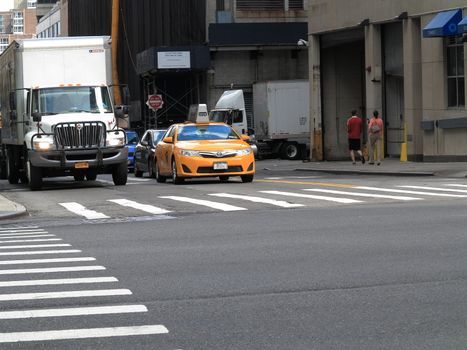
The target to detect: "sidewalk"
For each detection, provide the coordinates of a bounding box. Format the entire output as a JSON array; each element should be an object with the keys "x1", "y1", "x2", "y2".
[{"x1": 0, "y1": 194, "x2": 27, "y2": 220}]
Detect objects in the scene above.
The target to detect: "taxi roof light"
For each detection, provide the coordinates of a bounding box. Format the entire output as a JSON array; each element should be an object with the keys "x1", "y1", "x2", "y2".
[{"x1": 187, "y1": 104, "x2": 209, "y2": 123}]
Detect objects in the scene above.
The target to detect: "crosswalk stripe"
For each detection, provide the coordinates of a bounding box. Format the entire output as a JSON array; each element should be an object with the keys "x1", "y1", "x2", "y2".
[
  {"x1": 399, "y1": 185, "x2": 467, "y2": 193},
  {"x1": 128, "y1": 178, "x2": 152, "y2": 182},
  {"x1": 160, "y1": 196, "x2": 247, "y2": 211},
  {"x1": 0, "y1": 304, "x2": 148, "y2": 320},
  {"x1": 0, "y1": 244, "x2": 70, "y2": 250},
  {"x1": 356, "y1": 186, "x2": 467, "y2": 197},
  {"x1": 0, "y1": 324, "x2": 168, "y2": 343},
  {"x1": 303, "y1": 188, "x2": 421, "y2": 201},
  {"x1": 0, "y1": 265, "x2": 105, "y2": 275},
  {"x1": 108, "y1": 199, "x2": 171, "y2": 215},
  {"x1": 0, "y1": 277, "x2": 118, "y2": 288},
  {"x1": 0, "y1": 250, "x2": 81, "y2": 256},
  {"x1": 59, "y1": 202, "x2": 109, "y2": 219},
  {"x1": 0, "y1": 238, "x2": 62, "y2": 244},
  {"x1": 208, "y1": 193, "x2": 304, "y2": 208},
  {"x1": 0, "y1": 234, "x2": 55, "y2": 239},
  {"x1": 0, "y1": 257, "x2": 96, "y2": 265},
  {"x1": 0, "y1": 228, "x2": 43, "y2": 233},
  {"x1": 0, "y1": 227, "x2": 39, "y2": 231},
  {"x1": 0, "y1": 232, "x2": 47, "y2": 236},
  {"x1": 445, "y1": 184, "x2": 467, "y2": 188},
  {"x1": 260, "y1": 191, "x2": 362, "y2": 204},
  {"x1": 0, "y1": 288, "x2": 131, "y2": 302}
]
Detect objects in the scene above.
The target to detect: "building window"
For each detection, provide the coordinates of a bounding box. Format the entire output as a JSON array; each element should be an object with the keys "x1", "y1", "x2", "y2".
[
  {"x1": 446, "y1": 36, "x2": 465, "y2": 107},
  {"x1": 27, "y1": 0, "x2": 37, "y2": 8},
  {"x1": 236, "y1": 0, "x2": 304, "y2": 10},
  {"x1": 0, "y1": 38, "x2": 9, "y2": 54}
]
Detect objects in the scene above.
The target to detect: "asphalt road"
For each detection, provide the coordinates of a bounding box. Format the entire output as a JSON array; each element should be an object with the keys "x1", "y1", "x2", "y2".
[{"x1": 1, "y1": 164, "x2": 467, "y2": 349}]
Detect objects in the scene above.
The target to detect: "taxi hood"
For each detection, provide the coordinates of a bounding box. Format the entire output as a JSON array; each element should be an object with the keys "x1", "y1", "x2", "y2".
[{"x1": 176, "y1": 140, "x2": 250, "y2": 151}]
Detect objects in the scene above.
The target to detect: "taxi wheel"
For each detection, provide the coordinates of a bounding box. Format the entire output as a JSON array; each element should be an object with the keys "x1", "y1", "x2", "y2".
[
  {"x1": 241, "y1": 174, "x2": 254, "y2": 183},
  {"x1": 219, "y1": 175, "x2": 229, "y2": 182},
  {"x1": 155, "y1": 160, "x2": 166, "y2": 183},
  {"x1": 171, "y1": 159, "x2": 184, "y2": 185}
]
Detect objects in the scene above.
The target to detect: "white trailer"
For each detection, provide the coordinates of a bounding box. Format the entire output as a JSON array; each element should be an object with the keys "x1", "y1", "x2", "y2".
[
  {"x1": 0, "y1": 36, "x2": 129, "y2": 190},
  {"x1": 253, "y1": 80, "x2": 309, "y2": 160}
]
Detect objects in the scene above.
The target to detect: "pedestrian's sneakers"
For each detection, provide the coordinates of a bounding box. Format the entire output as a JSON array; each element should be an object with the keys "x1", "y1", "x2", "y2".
[{"x1": 352, "y1": 161, "x2": 356, "y2": 165}]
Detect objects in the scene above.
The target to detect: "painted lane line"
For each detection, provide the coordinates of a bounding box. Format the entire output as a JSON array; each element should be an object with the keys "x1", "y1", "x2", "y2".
[
  {"x1": 0, "y1": 238, "x2": 62, "y2": 244},
  {"x1": 0, "y1": 324, "x2": 168, "y2": 343},
  {"x1": 108, "y1": 199, "x2": 171, "y2": 215},
  {"x1": 260, "y1": 191, "x2": 362, "y2": 204},
  {"x1": 0, "y1": 244, "x2": 70, "y2": 250},
  {"x1": 0, "y1": 257, "x2": 96, "y2": 265},
  {"x1": 0, "y1": 277, "x2": 118, "y2": 288},
  {"x1": 209, "y1": 193, "x2": 305, "y2": 208},
  {"x1": 0, "y1": 250, "x2": 81, "y2": 256},
  {"x1": 59, "y1": 202, "x2": 110, "y2": 219},
  {"x1": 303, "y1": 188, "x2": 421, "y2": 201},
  {"x1": 0, "y1": 289, "x2": 132, "y2": 302},
  {"x1": 445, "y1": 184, "x2": 467, "y2": 188},
  {"x1": 0, "y1": 232, "x2": 48, "y2": 237},
  {"x1": 160, "y1": 196, "x2": 247, "y2": 211},
  {"x1": 399, "y1": 185, "x2": 467, "y2": 193},
  {"x1": 0, "y1": 304, "x2": 148, "y2": 320},
  {"x1": 0, "y1": 234, "x2": 56, "y2": 239},
  {"x1": 356, "y1": 186, "x2": 467, "y2": 198},
  {"x1": 0, "y1": 265, "x2": 105, "y2": 275}
]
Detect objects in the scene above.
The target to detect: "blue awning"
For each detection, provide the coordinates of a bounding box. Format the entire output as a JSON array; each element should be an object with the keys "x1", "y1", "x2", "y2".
[
  {"x1": 422, "y1": 9, "x2": 462, "y2": 38},
  {"x1": 458, "y1": 16, "x2": 467, "y2": 33}
]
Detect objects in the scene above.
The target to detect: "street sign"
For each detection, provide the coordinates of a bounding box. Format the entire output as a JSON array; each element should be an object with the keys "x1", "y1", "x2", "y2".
[{"x1": 146, "y1": 94, "x2": 164, "y2": 110}]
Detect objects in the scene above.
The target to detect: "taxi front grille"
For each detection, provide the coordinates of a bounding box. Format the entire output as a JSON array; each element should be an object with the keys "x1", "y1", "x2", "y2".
[
  {"x1": 199, "y1": 151, "x2": 237, "y2": 158},
  {"x1": 197, "y1": 166, "x2": 243, "y2": 173}
]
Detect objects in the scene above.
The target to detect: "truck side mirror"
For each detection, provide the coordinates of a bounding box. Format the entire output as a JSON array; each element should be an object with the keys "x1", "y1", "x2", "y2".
[
  {"x1": 9, "y1": 91, "x2": 16, "y2": 111},
  {"x1": 32, "y1": 112, "x2": 42, "y2": 123}
]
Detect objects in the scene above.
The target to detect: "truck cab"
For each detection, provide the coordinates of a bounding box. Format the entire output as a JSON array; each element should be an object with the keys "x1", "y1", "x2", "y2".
[{"x1": 209, "y1": 90, "x2": 249, "y2": 136}]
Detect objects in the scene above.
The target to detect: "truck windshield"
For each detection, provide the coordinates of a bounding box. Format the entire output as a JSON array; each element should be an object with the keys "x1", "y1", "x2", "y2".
[
  {"x1": 209, "y1": 110, "x2": 229, "y2": 123},
  {"x1": 31, "y1": 86, "x2": 113, "y2": 115}
]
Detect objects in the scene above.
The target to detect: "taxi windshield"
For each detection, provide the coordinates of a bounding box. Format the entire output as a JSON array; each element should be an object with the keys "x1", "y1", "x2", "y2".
[{"x1": 177, "y1": 124, "x2": 239, "y2": 141}]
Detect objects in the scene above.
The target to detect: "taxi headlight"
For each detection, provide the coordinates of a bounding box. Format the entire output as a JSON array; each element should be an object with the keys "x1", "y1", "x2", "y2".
[
  {"x1": 181, "y1": 150, "x2": 200, "y2": 157},
  {"x1": 236, "y1": 148, "x2": 252, "y2": 156},
  {"x1": 33, "y1": 137, "x2": 54, "y2": 151}
]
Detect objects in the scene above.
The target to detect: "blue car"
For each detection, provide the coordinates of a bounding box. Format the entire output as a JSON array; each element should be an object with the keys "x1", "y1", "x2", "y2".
[{"x1": 125, "y1": 130, "x2": 140, "y2": 172}]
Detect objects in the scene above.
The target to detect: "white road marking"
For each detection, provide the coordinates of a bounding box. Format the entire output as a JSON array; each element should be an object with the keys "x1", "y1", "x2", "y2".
[
  {"x1": 445, "y1": 184, "x2": 467, "y2": 188},
  {"x1": 0, "y1": 277, "x2": 118, "y2": 288},
  {"x1": 0, "y1": 228, "x2": 43, "y2": 233},
  {"x1": 97, "y1": 179, "x2": 139, "y2": 185},
  {"x1": 0, "y1": 265, "x2": 105, "y2": 275},
  {"x1": 0, "y1": 324, "x2": 168, "y2": 343},
  {"x1": 356, "y1": 186, "x2": 467, "y2": 198},
  {"x1": 209, "y1": 193, "x2": 304, "y2": 208},
  {"x1": 0, "y1": 288, "x2": 131, "y2": 302},
  {"x1": 108, "y1": 199, "x2": 171, "y2": 215},
  {"x1": 0, "y1": 304, "x2": 148, "y2": 320},
  {"x1": 127, "y1": 178, "x2": 152, "y2": 182},
  {"x1": 0, "y1": 232, "x2": 47, "y2": 236},
  {"x1": 0, "y1": 257, "x2": 95, "y2": 265},
  {"x1": 260, "y1": 191, "x2": 362, "y2": 204},
  {"x1": 0, "y1": 238, "x2": 62, "y2": 244},
  {"x1": 59, "y1": 202, "x2": 110, "y2": 219},
  {"x1": 0, "y1": 234, "x2": 55, "y2": 239},
  {"x1": 0, "y1": 250, "x2": 81, "y2": 256},
  {"x1": 399, "y1": 185, "x2": 467, "y2": 193},
  {"x1": 303, "y1": 188, "x2": 421, "y2": 201},
  {"x1": 0, "y1": 227, "x2": 39, "y2": 231},
  {"x1": 0, "y1": 244, "x2": 70, "y2": 250},
  {"x1": 160, "y1": 196, "x2": 247, "y2": 211}
]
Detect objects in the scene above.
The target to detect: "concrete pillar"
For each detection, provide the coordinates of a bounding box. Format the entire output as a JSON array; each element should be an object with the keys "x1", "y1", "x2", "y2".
[
  {"x1": 403, "y1": 18, "x2": 423, "y2": 161},
  {"x1": 309, "y1": 34, "x2": 322, "y2": 160},
  {"x1": 364, "y1": 24, "x2": 383, "y2": 123}
]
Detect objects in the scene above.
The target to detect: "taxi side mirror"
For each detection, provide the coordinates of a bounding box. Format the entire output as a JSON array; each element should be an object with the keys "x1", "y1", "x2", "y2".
[
  {"x1": 163, "y1": 136, "x2": 173, "y2": 144},
  {"x1": 240, "y1": 134, "x2": 250, "y2": 141}
]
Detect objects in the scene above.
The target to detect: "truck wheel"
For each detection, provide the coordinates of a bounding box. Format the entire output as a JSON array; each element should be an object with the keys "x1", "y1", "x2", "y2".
[
  {"x1": 74, "y1": 174, "x2": 85, "y2": 181},
  {"x1": 280, "y1": 142, "x2": 301, "y2": 160},
  {"x1": 171, "y1": 159, "x2": 184, "y2": 184},
  {"x1": 155, "y1": 160, "x2": 166, "y2": 183},
  {"x1": 6, "y1": 149, "x2": 19, "y2": 184},
  {"x1": 241, "y1": 174, "x2": 254, "y2": 183},
  {"x1": 27, "y1": 161, "x2": 42, "y2": 191},
  {"x1": 86, "y1": 170, "x2": 97, "y2": 181},
  {"x1": 112, "y1": 162, "x2": 127, "y2": 186}
]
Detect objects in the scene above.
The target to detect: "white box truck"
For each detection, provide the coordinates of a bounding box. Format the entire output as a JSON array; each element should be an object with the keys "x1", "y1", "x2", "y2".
[
  {"x1": 0, "y1": 36, "x2": 129, "y2": 190},
  {"x1": 210, "y1": 80, "x2": 309, "y2": 159}
]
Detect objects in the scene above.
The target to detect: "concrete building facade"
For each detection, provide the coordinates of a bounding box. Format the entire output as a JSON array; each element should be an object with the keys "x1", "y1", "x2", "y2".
[{"x1": 308, "y1": 0, "x2": 467, "y2": 161}]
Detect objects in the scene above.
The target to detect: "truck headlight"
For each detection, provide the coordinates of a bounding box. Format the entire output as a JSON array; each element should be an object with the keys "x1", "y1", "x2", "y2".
[
  {"x1": 181, "y1": 150, "x2": 200, "y2": 157},
  {"x1": 33, "y1": 137, "x2": 54, "y2": 151},
  {"x1": 236, "y1": 148, "x2": 252, "y2": 156},
  {"x1": 107, "y1": 134, "x2": 125, "y2": 147}
]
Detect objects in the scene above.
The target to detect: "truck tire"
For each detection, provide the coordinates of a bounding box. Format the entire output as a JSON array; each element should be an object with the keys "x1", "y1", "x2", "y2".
[
  {"x1": 280, "y1": 142, "x2": 301, "y2": 160},
  {"x1": 27, "y1": 161, "x2": 42, "y2": 191},
  {"x1": 6, "y1": 149, "x2": 19, "y2": 184},
  {"x1": 112, "y1": 162, "x2": 127, "y2": 186},
  {"x1": 74, "y1": 174, "x2": 85, "y2": 181},
  {"x1": 86, "y1": 170, "x2": 97, "y2": 181}
]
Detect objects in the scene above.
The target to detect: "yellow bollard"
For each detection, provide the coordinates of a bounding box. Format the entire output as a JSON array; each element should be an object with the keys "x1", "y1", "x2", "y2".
[{"x1": 400, "y1": 121, "x2": 407, "y2": 162}]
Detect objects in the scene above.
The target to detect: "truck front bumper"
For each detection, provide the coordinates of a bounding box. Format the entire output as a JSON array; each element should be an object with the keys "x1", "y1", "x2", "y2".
[{"x1": 28, "y1": 147, "x2": 128, "y2": 170}]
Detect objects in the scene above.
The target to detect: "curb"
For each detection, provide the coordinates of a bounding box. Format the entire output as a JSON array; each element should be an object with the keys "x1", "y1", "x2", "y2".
[
  {"x1": 295, "y1": 168, "x2": 434, "y2": 177},
  {"x1": 0, "y1": 198, "x2": 28, "y2": 220}
]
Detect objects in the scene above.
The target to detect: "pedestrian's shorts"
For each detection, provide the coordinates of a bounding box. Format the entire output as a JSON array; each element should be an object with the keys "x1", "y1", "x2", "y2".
[{"x1": 348, "y1": 138, "x2": 361, "y2": 151}]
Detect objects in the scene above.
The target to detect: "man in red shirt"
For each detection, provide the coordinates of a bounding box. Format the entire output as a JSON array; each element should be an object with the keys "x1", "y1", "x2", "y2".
[{"x1": 346, "y1": 110, "x2": 365, "y2": 164}]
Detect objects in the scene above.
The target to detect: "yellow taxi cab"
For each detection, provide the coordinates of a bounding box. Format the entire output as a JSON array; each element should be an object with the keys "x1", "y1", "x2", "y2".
[{"x1": 154, "y1": 105, "x2": 255, "y2": 184}]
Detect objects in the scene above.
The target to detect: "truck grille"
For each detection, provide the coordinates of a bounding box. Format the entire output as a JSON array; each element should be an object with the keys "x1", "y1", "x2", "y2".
[{"x1": 54, "y1": 122, "x2": 106, "y2": 150}]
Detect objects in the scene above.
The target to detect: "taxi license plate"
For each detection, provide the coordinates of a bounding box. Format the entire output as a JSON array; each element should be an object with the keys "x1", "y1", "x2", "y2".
[
  {"x1": 213, "y1": 162, "x2": 228, "y2": 170},
  {"x1": 74, "y1": 162, "x2": 89, "y2": 169}
]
